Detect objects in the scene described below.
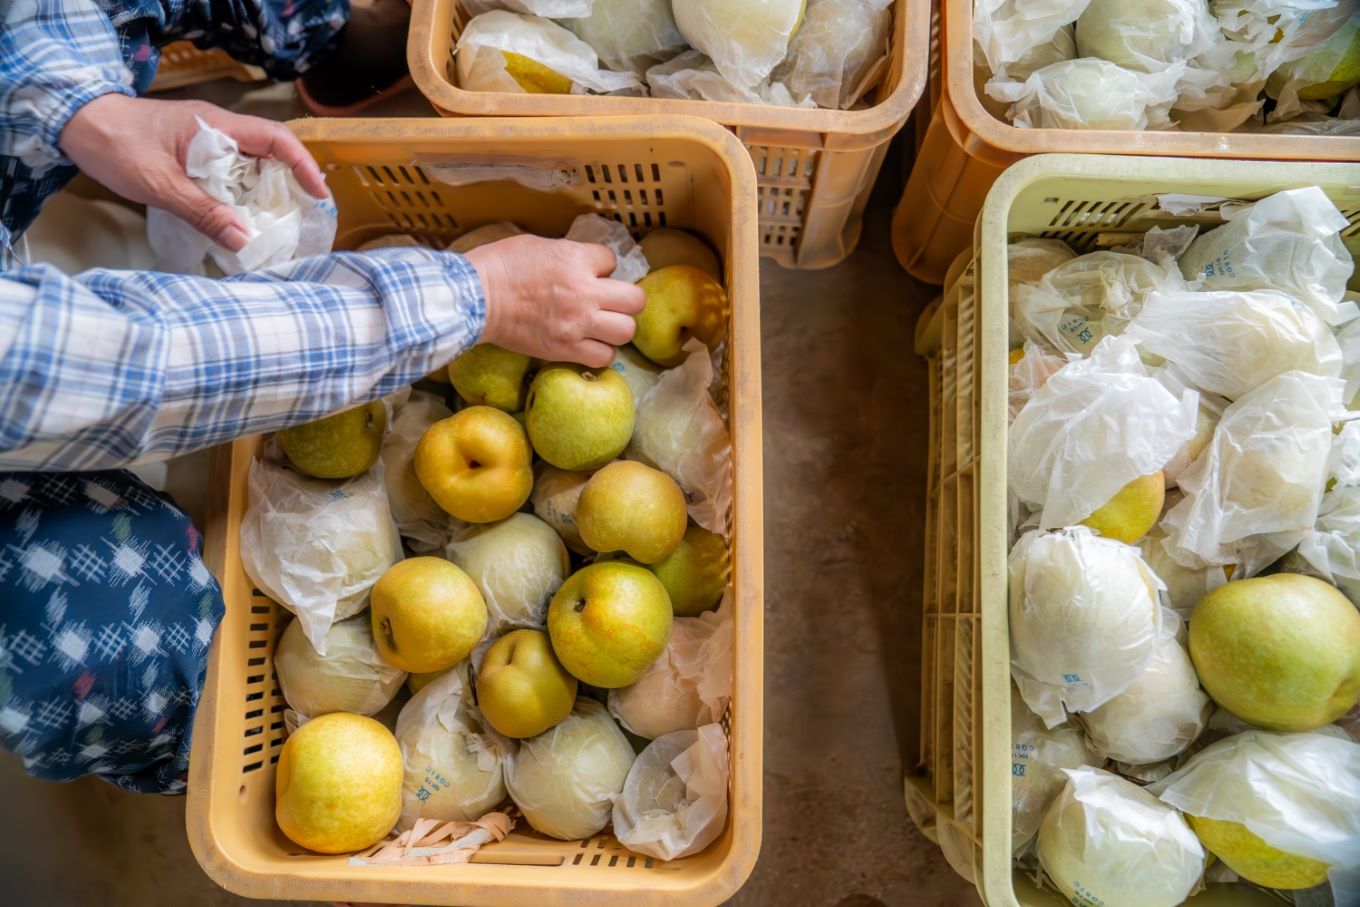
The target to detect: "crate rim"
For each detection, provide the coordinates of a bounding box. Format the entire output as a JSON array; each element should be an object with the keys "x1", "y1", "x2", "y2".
[
  {"x1": 186, "y1": 114, "x2": 765, "y2": 907},
  {"x1": 406, "y1": 0, "x2": 929, "y2": 140},
  {"x1": 945, "y1": 2, "x2": 1360, "y2": 163},
  {"x1": 972, "y1": 152, "x2": 1360, "y2": 907}
]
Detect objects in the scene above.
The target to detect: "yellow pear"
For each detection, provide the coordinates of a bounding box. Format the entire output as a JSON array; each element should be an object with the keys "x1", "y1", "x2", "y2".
[
  {"x1": 414, "y1": 406, "x2": 533, "y2": 523},
  {"x1": 634, "y1": 265, "x2": 729, "y2": 367},
  {"x1": 371, "y1": 557, "x2": 488, "y2": 673},
  {"x1": 1187, "y1": 815, "x2": 1331, "y2": 890},
  {"x1": 576, "y1": 461, "x2": 688, "y2": 564},
  {"x1": 407, "y1": 668, "x2": 452, "y2": 695},
  {"x1": 648, "y1": 523, "x2": 729, "y2": 616},
  {"x1": 278, "y1": 401, "x2": 386, "y2": 479},
  {"x1": 1080, "y1": 472, "x2": 1164, "y2": 544},
  {"x1": 525, "y1": 364, "x2": 635, "y2": 471},
  {"x1": 547, "y1": 562, "x2": 673, "y2": 688},
  {"x1": 502, "y1": 50, "x2": 573, "y2": 93},
  {"x1": 476, "y1": 629, "x2": 578, "y2": 738},
  {"x1": 274, "y1": 713, "x2": 402, "y2": 854},
  {"x1": 447, "y1": 344, "x2": 533, "y2": 412}
]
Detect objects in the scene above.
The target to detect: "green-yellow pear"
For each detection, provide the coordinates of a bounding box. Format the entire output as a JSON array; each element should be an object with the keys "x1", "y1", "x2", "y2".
[
  {"x1": 576, "y1": 461, "x2": 688, "y2": 564},
  {"x1": 414, "y1": 406, "x2": 532, "y2": 523},
  {"x1": 525, "y1": 364, "x2": 635, "y2": 471},
  {"x1": 648, "y1": 523, "x2": 729, "y2": 616},
  {"x1": 634, "y1": 265, "x2": 729, "y2": 367},
  {"x1": 640, "y1": 229, "x2": 722, "y2": 280},
  {"x1": 274, "y1": 713, "x2": 402, "y2": 854},
  {"x1": 1189, "y1": 574, "x2": 1360, "y2": 731},
  {"x1": 371, "y1": 557, "x2": 488, "y2": 673},
  {"x1": 1187, "y1": 815, "x2": 1331, "y2": 890},
  {"x1": 447, "y1": 344, "x2": 533, "y2": 412},
  {"x1": 1080, "y1": 472, "x2": 1165, "y2": 544},
  {"x1": 476, "y1": 629, "x2": 578, "y2": 738},
  {"x1": 278, "y1": 401, "x2": 386, "y2": 479},
  {"x1": 547, "y1": 562, "x2": 672, "y2": 688},
  {"x1": 407, "y1": 668, "x2": 452, "y2": 695}
]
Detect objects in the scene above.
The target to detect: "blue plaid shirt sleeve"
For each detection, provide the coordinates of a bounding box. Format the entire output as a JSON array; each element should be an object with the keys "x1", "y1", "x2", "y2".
[
  {"x1": 0, "y1": 0, "x2": 136, "y2": 173},
  {"x1": 0, "y1": 249, "x2": 488, "y2": 471}
]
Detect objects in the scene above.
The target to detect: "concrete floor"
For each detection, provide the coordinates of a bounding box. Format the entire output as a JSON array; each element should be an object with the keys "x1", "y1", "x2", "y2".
[{"x1": 0, "y1": 84, "x2": 979, "y2": 907}]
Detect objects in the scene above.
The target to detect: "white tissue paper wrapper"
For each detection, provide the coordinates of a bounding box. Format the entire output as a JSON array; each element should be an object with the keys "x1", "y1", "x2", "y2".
[
  {"x1": 1139, "y1": 509, "x2": 1226, "y2": 619},
  {"x1": 1292, "y1": 426, "x2": 1360, "y2": 601},
  {"x1": 1125, "y1": 289, "x2": 1343, "y2": 400},
  {"x1": 239, "y1": 461, "x2": 403, "y2": 655},
  {"x1": 564, "y1": 214, "x2": 649, "y2": 283},
  {"x1": 274, "y1": 616, "x2": 407, "y2": 719},
  {"x1": 1009, "y1": 527, "x2": 1165, "y2": 726},
  {"x1": 1038, "y1": 766, "x2": 1205, "y2": 907},
  {"x1": 612, "y1": 724, "x2": 729, "y2": 861},
  {"x1": 1008, "y1": 342, "x2": 1067, "y2": 424},
  {"x1": 456, "y1": 11, "x2": 642, "y2": 94},
  {"x1": 972, "y1": 0, "x2": 1092, "y2": 75},
  {"x1": 395, "y1": 666, "x2": 510, "y2": 828},
  {"x1": 1178, "y1": 187, "x2": 1357, "y2": 326},
  {"x1": 773, "y1": 0, "x2": 895, "y2": 109},
  {"x1": 646, "y1": 51, "x2": 811, "y2": 106},
  {"x1": 381, "y1": 390, "x2": 455, "y2": 552},
  {"x1": 446, "y1": 513, "x2": 569, "y2": 633},
  {"x1": 1152, "y1": 730, "x2": 1360, "y2": 889},
  {"x1": 147, "y1": 118, "x2": 336, "y2": 276},
  {"x1": 1162, "y1": 371, "x2": 1342, "y2": 573},
  {"x1": 1010, "y1": 685, "x2": 1104, "y2": 856},
  {"x1": 627, "y1": 339, "x2": 733, "y2": 535},
  {"x1": 1073, "y1": 0, "x2": 1221, "y2": 73},
  {"x1": 987, "y1": 58, "x2": 1182, "y2": 130},
  {"x1": 608, "y1": 593, "x2": 733, "y2": 739},
  {"x1": 672, "y1": 0, "x2": 806, "y2": 89},
  {"x1": 1008, "y1": 336, "x2": 1198, "y2": 529},
  {"x1": 1012, "y1": 251, "x2": 1185, "y2": 356},
  {"x1": 564, "y1": 0, "x2": 687, "y2": 74}
]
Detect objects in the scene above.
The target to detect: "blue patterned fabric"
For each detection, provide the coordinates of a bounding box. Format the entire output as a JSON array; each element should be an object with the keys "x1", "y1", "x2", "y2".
[
  {"x1": 0, "y1": 0, "x2": 349, "y2": 268},
  {"x1": 0, "y1": 469, "x2": 225, "y2": 794}
]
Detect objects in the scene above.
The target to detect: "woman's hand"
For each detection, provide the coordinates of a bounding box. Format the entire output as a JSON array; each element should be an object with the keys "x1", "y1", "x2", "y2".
[
  {"x1": 59, "y1": 95, "x2": 329, "y2": 251},
  {"x1": 466, "y1": 235, "x2": 647, "y2": 368}
]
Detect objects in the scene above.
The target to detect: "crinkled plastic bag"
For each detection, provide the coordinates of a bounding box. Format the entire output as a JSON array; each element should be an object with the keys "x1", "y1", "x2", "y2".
[
  {"x1": 1267, "y1": 10, "x2": 1360, "y2": 114},
  {"x1": 1215, "y1": 0, "x2": 1359, "y2": 90},
  {"x1": 987, "y1": 58, "x2": 1182, "y2": 130},
  {"x1": 240, "y1": 461, "x2": 403, "y2": 655},
  {"x1": 1178, "y1": 187, "x2": 1356, "y2": 325},
  {"x1": 456, "y1": 12, "x2": 642, "y2": 94},
  {"x1": 1125, "y1": 289, "x2": 1343, "y2": 399},
  {"x1": 646, "y1": 51, "x2": 812, "y2": 106},
  {"x1": 381, "y1": 390, "x2": 454, "y2": 552},
  {"x1": 608, "y1": 593, "x2": 732, "y2": 739},
  {"x1": 564, "y1": 0, "x2": 687, "y2": 74},
  {"x1": 147, "y1": 118, "x2": 337, "y2": 276},
  {"x1": 1009, "y1": 527, "x2": 1165, "y2": 725},
  {"x1": 1074, "y1": 0, "x2": 1221, "y2": 73},
  {"x1": 1038, "y1": 766, "x2": 1205, "y2": 907},
  {"x1": 1012, "y1": 251, "x2": 1185, "y2": 356},
  {"x1": 395, "y1": 666, "x2": 509, "y2": 827},
  {"x1": 1008, "y1": 336, "x2": 1198, "y2": 529},
  {"x1": 773, "y1": 0, "x2": 895, "y2": 109},
  {"x1": 1139, "y1": 509, "x2": 1227, "y2": 618},
  {"x1": 564, "y1": 214, "x2": 649, "y2": 283},
  {"x1": 1010, "y1": 685, "x2": 1103, "y2": 855},
  {"x1": 446, "y1": 513, "x2": 569, "y2": 633},
  {"x1": 1152, "y1": 730, "x2": 1360, "y2": 891},
  {"x1": 1294, "y1": 458, "x2": 1360, "y2": 603},
  {"x1": 1008, "y1": 342, "x2": 1067, "y2": 423},
  {"x1": 1006, "y1": 238, "x2": 1076, "y2": 346},
  {"x1": 672, "y1": 0, "x2": 806, "y2": 89},
  {"x1": 627, "y1": 339, "x2": 733, "y2": 535},
  {"x1": 972, "y1": 0, "x2": 1092, "y2": 75},
  {"x1": 1162, "y1": 371, "x2": 1341, "y2": 572},
  {"x1": 1159, "y1": 387, "x2": 1225, "y2": 489},
  {"x1": 612, "y1": 724, "x2": 729, "y2": 861}
]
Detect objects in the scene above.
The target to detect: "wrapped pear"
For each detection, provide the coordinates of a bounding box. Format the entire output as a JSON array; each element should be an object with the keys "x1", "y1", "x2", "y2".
[
  {"x1": 1007, "y1": 342, "x2": 1065, "y2": 424},
  {"x1": 1074, "y1": 0, "x2": 1220, "y2": 73},
  {"x1": 530, "y1": 463, "x2": 593, "y2": 555},
  {"x1": 987, "y1": 58, "x2": 1181, "y2": 130},
  {"x1": 447, "y1": 221, "x2": 524, "y2": 253},
  {"x1": 380, "y1": 390, "x2": 454, "y2": 552},
  {"x1": 773, "y1": 0, "x2": 894, "y2": 109},
  {"x1": 612, "y1": 725, "x2": 729, "y2": 860},
  {"x1": 564, "y1": 0, "x2": 687, "y2": 74},
  {"x1": 275, "y1": 616, "x2": 407, "y2": 719},
  {"x1": 645, "y1": 50, "x2": 810, "y2": 105},
  {"x1": 447, "y1": 513, "x2": 570, "y2": 632},
  {"x1": 504, "y1": 698, "x2": 636, "y2": 839},
  {"x1": 456, "y1": 11, "x2": 642, "y2": 95},
  {"x1": 1010, "y1": 685, "x2": 1103, "y2": 856},
  {"x1": 1137, "y1": 513, "x2": 1226, "y2": 619},
  {"x1": 672, "y1": 0, "x2": 808, "y2": 89},
  {"x1": 395, "y1": 666, "x2": 509, "y2": 826},
  {"x1": 1006, "y1": 239, "x2": 1076, "y2": 343}
]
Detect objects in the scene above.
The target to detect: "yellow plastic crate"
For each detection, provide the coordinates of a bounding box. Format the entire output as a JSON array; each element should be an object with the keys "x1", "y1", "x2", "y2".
[
  {"x1": 148, "y1": 42, "x2": 264, "y2": 92},
  {"x1": 187, "y1": 116, "x2": 764, "y2": 907},
  {"x1": 907, "y1": 153, "x2": 1360, "y2": 907},
  {"x1": 406, "y1": 0, "x2": 928, "y2": 269}
]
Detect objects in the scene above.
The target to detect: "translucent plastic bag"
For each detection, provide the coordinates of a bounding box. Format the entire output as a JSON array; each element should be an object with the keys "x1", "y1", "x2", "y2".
[
  {"x1": 608, "y1": 593, "x2": 732, "y2": 739},
  {"x1": 1162, "y1": 371, "x2": 1342, "y2": 572},
  {"x1": 1074, "y1": 0, "x2": 1221, "y2": 74},
  {"x1": 627, "y1": 339, "x2": 733, "y2": 535},
  {"x1": 612, "y1": 724, "x2": 729, "y2": 861},
  {"x1": 564, "y1": 0, "x2": 687, "y2": 74},
  {"x1": 395, "y1": 667, "x2": 510, "y2": 827},
  {"x1": 672, "y1": 0, "x2": 806, "y2": 89},
  {"x1": 972, "y1": 0, "x2": 1092, "y2": 75},
  {"x1": 1152, "y1": 730, "x2": 1360, "y2": 892},
  {"x1": 456, "y1": 12, "x2": 642, "y2": 95},
  {"x1": 381, "y1": 390, "x2": 454, "y2": 552},
  {"x1": 1294, "y1": 481, "x2": 1360, "y2": 604},
  {"x1": 1038, "y1": 766, "x2": 1205, "y2": 907},
  {"x1": 773, "y1": 0, "x2": 894, "y2": 109},
  {"x1": 147, "y1": 119, "x2": 337, "y2": 276},
  {"x1": 564, "y1": 214, "x2": 649, "y2": 283},
  {"x1": 1010, "y1": 685, "x2": 1103, "y2": 855},
  {"x1": 987, "y1": 58, "x2": 1182, "y2": 130},
  {"x1": 240, "y1": 461, "x2": 403, "y2": 654},
  {"x1": 1178, "y1": 187, "x2": 1356, "y2": 326},
  {"x1": 1012, "y1": 251, "x2": 1185, "y2": 356},
  {"x1": 446, "y1": 513, "x2": 569, "y2": 633},
  {"x1": 275, "y1": 615, "x2": 407, "y2": 719},
  {"x1": 1008, "y1": 342, "x2": 1067, "y2": 423},
  {"x1": 1006, "y1": 239, "x2": 1076, "y2": 347},
  {"x1": 1009, "y1": 527, "x2": 1165, "y2": 726},
  {"x1": 646, "y1": 51, "x2": 810, "y2": 106},
  {"x1": 1008, "y1": 336, "x2": 1198, "y2": 530},
  {"x1": 1125, "y1": 289, "x2": 1343, "y2": 400}
]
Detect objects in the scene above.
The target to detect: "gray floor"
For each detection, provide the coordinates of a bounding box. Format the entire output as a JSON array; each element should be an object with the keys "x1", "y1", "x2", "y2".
[{"x1": 0, "y1": 84, "x2": 979, "y2": 907}]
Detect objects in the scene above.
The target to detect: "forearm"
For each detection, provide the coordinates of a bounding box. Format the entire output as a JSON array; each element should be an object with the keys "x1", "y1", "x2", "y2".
[{"x1": 0, "y1": 248, "x2": 485, "y2": 471}]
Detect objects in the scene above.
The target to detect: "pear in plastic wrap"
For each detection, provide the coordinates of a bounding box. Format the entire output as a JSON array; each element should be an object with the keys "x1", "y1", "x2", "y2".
[{"x1": 275, "y1": 616, "x2": 407, "y2": 719}]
